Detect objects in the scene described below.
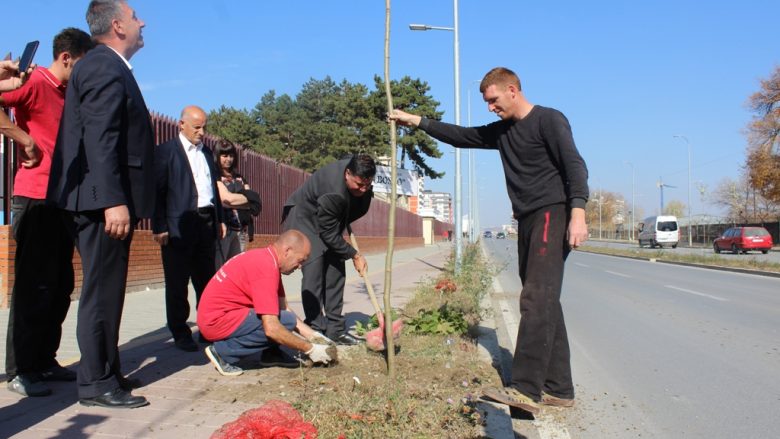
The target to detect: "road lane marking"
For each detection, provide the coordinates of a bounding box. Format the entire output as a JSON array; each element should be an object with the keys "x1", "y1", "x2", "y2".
[
  {"x1": 574, "y1": 262, "x2": 589, "y2": 268},
  {"x1": 605, "y1": 270, "x2": 631, "y2": 278},
  {"x1": 664, "y1": 285, "x2": 728, "y2": 302}
]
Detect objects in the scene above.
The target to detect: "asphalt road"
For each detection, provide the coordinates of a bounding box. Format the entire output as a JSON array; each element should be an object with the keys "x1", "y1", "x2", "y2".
[{"x1": 483, "y1": 238, "x2": 780, "y2": 439}]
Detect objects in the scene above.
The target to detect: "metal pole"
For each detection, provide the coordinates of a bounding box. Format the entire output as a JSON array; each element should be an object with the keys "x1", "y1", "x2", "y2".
[
  {"x1": 467, "y1": 86, "x2": 475, "y2": 243},
  {"x1": 674, "y1": 135, "x2": 693, "y2": 247},
  {"x1": 625, "y1": 161, "x2": 635, "y2": 241},
  {"x1": 452, "y1": 0, "x2": 462, "y2": 266},
  {"x1": 408, "y1": 6, "x2": 461, "y2": 266},
  {"x1": 598, "y1": 184, "x2": 602, "y2": 239},
  {"x1": 631, "y1": 163, "x2": 636, "y2": 241},
  {"x1": 687, "y1": 141, "x2": 692, "y2": 246}
]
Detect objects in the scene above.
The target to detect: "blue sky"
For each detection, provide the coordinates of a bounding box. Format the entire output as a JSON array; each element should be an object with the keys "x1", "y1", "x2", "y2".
[{"x1": 4, "y1": 0, "x2": 778, "y2": 227}]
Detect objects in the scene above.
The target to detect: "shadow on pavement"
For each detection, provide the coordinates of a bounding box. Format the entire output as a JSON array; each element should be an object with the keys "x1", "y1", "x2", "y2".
[
  {"x1": 414, "y1": 257, "x2": 447, "y2": 272},
  {"x1": 121, "y1": 325, "x2": 210, "y2": 387},
  {"x1": 0, "y1": 324, "x2": 209, "y2": 437}
]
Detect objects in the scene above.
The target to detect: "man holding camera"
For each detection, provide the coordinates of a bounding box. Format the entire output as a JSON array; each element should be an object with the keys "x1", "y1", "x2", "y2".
[{"x1": 0, "y1": 28, "x2": 93, "y2": 398}]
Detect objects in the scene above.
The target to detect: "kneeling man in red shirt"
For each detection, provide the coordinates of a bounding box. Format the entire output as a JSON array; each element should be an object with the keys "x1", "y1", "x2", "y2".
[{"x1": 197, "y1": 230, "x2": 335, "y2": 375}]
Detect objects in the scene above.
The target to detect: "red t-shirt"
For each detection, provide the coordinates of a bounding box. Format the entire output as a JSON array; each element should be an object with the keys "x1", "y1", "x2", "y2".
[
  {"x1": 197, "y1": 246, "x2": 286, "y2": 340},
  {"x1": 1, "y1": 67, "x2": 66, "y2": 199}
]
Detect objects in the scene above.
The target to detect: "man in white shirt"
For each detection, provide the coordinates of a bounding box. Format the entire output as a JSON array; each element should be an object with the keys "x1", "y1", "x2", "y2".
[{"x1": 152, "y1": 105, "x2": 226, "y2": 352}]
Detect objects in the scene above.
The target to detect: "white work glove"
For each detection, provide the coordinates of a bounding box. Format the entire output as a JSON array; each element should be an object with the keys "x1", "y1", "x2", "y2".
[
  {"x1": 308, "y1": 331, "x2": 335, "y2": 346},
  {"x1": 305, "y1": 344, "x2": 333, "y2": 365}
]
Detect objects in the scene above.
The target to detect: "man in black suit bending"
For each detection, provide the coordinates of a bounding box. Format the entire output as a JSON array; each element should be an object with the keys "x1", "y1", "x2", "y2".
[
  {"x1": 47, "y1": 0, "x2": 153, "y2": 409},
  {"x1": 282, "y1": 155, "x2": 375, "y2": 345},
  {"x1": 153, "y1": 105, "x2": 225, "y2": 352}
]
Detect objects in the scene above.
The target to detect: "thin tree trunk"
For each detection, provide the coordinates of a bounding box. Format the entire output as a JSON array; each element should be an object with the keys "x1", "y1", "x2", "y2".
[{"x1": 382, "y1": 0, "x2": 397, "y2": 376}]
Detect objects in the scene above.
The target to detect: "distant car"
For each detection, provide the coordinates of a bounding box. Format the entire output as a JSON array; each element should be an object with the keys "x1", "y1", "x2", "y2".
[
  {"x1": 496, "y1": 232, "x2": 506, "y2": 239},
  {"x1": 713, "y1": 226, "x2": 773, "y2": 254},
  {"x1": 483, "y1": 231, "x2": 493, "y2": 238}
]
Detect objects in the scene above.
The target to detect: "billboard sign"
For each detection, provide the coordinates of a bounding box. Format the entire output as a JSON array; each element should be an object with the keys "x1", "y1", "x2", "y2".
[{"x1": 372, "y1": 165, "x2": 419, "y2": 196}]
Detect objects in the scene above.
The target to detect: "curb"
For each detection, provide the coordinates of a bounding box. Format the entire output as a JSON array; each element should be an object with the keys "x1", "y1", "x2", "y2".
[
  {"x1": 476, "y1": 291, "x2": 514, "y2": 439},
  {"x1": 578, "y1": 248, "x2": 780, "y2": 279}
]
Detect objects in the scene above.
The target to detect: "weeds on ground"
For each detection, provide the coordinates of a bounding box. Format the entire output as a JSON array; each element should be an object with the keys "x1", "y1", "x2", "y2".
[
  {"x1": 580, "y1": 244, "x2": 780, "y2": 273},
  {"x1": 290, "y1": 243, "x2": 500, "y2": 438},
  {"x1": 404, "y1": 243, "x2": 496, "y2": 334},
  {"x1": 292, "y1": 334, "x2": 497, "y2": 438}
]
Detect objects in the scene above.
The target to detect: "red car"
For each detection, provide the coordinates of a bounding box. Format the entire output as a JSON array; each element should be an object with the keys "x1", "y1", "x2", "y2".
[{"x1": 713, "y1": 226, "x2": 774, "y2": 254}]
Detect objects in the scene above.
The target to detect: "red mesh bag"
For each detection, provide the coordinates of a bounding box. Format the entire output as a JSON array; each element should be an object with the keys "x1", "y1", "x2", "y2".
[{"x1": 211, "y1": 400, "x2": 317, "y2": 439}]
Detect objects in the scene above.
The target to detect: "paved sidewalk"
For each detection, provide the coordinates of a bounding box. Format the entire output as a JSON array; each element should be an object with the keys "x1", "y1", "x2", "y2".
[{"x1": 0, "y1": 243, "x2": 451, "y2": 439}]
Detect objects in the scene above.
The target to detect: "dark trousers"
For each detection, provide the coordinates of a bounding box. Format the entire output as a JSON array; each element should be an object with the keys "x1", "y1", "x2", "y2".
[
  {"x1": 215, "y1": 228, "x2": 242, "y2": 270},
  {"x1": 162, "y1": 210, "x2": 217, "y2": 340},
  {"x1": 510, "y1": 204, "x2": 574, "y2": 401},
  {"x1": 213, "y1": 310, "x2": 296, "y2": 364},
  {"x1": 300, "y1": 251, "x2": 346, "y2": 339},
  {"x1": 5, "y1": 197, "x2": 74, "y2": 379},
  {"x1": 70, "y1": 210, "x2": 133, "y2": 398}
]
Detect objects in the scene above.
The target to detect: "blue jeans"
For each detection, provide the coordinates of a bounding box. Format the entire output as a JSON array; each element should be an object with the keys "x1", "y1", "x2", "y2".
[{"x1": 212, "y1": 310, "x2": 297, "y2": 364}]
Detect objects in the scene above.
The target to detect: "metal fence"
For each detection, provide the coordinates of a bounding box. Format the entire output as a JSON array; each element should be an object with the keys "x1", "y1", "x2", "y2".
[{"x1": 2, "y1": 109, "x2": 443, "y2": 237}]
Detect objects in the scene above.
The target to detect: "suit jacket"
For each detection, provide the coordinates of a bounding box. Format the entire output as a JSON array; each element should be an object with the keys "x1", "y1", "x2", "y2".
[
  {"x1": 152, "y1": 137, "x2": 224, "y2": 245},
  {"x1": 47, "y1": 44, "x2": 154, "y2": 218},
  {"x1": 282, "y1": 158, "x2": 372, "y2": 261}
]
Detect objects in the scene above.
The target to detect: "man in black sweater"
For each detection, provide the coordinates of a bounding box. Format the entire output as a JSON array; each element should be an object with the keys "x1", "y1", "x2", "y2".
[{"x1": 390, "y1": 67, "x2": 589, "y2": 416}]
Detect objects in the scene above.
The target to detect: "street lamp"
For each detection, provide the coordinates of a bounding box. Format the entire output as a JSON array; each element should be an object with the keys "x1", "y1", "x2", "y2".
[
  {"x1": 467, "y1": 79, "x2": 481, "y2": 243},
  {"x1": 673, "y1": 135, "x2": 692, "y2": 247},
  {"x1": 409, "y1": 0, "x2": 462, "y2": 267},
  {"x1": 657, "y1": 177, "x2": 676, "y2": 214},
  {"x1": 624, "y1": 161, "x2": 635, "y2": 241}
]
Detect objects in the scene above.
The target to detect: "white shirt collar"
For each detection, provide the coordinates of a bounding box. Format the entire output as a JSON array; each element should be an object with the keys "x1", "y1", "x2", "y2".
[
  {"x1": 178, "y1": 132, "x2": 202, "y2": 151},
  {"x1": 105, "y1": 45, "x2": 133, "y2": 71}
]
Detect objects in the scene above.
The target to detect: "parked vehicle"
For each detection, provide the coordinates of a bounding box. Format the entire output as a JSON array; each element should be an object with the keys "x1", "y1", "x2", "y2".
[
  {"x1": 496, "y1": 232, "x2": 506, "y2": 239},
  {"x1": 637, "y1": 215, "x2": 679, "y2": 248},
  {"x1": 713, "y1": 226, "x2": 773, "y2": 254},
  {"x1": 483, "y1": 231, "x2": 493, "y2": 238}
]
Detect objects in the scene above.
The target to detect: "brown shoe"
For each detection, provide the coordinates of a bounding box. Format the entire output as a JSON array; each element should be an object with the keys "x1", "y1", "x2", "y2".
[
  {"x1": 541, "y1": 392, "x2": 575, "y2": 407},
  {"x1": 481, "y1": 386, "x2": 541, "y2": 415}
]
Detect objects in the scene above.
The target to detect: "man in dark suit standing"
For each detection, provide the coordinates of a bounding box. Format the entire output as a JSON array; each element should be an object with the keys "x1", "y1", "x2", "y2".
[
  {"x1": 47, "y1": 0, "x2": 153, "y2": 409},
  {"x1": 153, "y1": 105, "x2": 225, "y2": 352},
  {"x1": 282, "y1": 155, "x2": 375, "y2": 345}
]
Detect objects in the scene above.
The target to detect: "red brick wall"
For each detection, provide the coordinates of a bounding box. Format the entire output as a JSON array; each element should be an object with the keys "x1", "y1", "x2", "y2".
[
  {"x1": 0, "y1": 227, "x2": 14, "y2": 308},
  {"x1": 0, "y1": 225, "x2": 423, "y2": 308}
]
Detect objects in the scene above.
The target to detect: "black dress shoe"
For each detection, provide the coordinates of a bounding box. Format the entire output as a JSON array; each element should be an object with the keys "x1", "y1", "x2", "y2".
[
  {"x1": 174, "y1": 336, "x2": 199, "y2": 352},
  {"x1": 335, "y1": 333, "x2": 362, "y2": 346},
  {"x1": 39, "y1": 364, "x2": 77, "y2": 382},
  {"x1": 117, "y1": 375, "x2": 142, "y2": 390},
  {"x1": 79, "y1": 388, "x2": 149, "y2": 409}
]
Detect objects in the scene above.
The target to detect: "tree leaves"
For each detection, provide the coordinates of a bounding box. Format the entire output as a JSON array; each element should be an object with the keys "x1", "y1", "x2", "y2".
[
  {"x1": 745, "y1": 66, "x2": 780, "y2": 204},
  {"x1": 207, "y1": 75, "x2": 445, "y2": 178}
]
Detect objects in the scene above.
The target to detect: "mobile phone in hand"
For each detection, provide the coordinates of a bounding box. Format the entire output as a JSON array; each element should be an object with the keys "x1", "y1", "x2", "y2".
[{"x1": 17, "y1": 41, "x2": 39, "y2": 75}]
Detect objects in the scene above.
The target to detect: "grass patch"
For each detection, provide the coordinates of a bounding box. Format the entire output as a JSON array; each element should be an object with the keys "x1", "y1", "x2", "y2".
[
  {"x1": 291, "y1": 334, "x2": 496, "y2": 438},
  {"x1": 293, "y1": 243, "x2": 500, "y2": 438},
  {"x1": 580, "y1": 244, "x2": 780, "y2": 273},
  {"x1": 205, "y1": 243, "x2": 501, "y2": 438}
]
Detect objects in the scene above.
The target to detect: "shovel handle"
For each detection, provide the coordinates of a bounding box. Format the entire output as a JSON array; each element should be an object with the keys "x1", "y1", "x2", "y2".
[{"x1": 349, "y1": 232, "x2": 384, "y2": 319}]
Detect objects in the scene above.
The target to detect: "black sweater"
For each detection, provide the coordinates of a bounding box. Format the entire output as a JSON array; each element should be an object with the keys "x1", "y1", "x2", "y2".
[{"x1": 419, "y1": 105, "x2": 589, "y2": 217}]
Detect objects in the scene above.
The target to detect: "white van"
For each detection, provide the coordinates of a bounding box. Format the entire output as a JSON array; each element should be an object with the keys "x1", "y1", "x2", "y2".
[{"x1": 637, "y1": 215, "x2": 679, "y2": 248}]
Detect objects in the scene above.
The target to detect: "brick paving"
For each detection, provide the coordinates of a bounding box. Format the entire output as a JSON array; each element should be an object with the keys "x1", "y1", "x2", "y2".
[{"x1": 0, "y1": 243, "x2": 454, "y2": 439}]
